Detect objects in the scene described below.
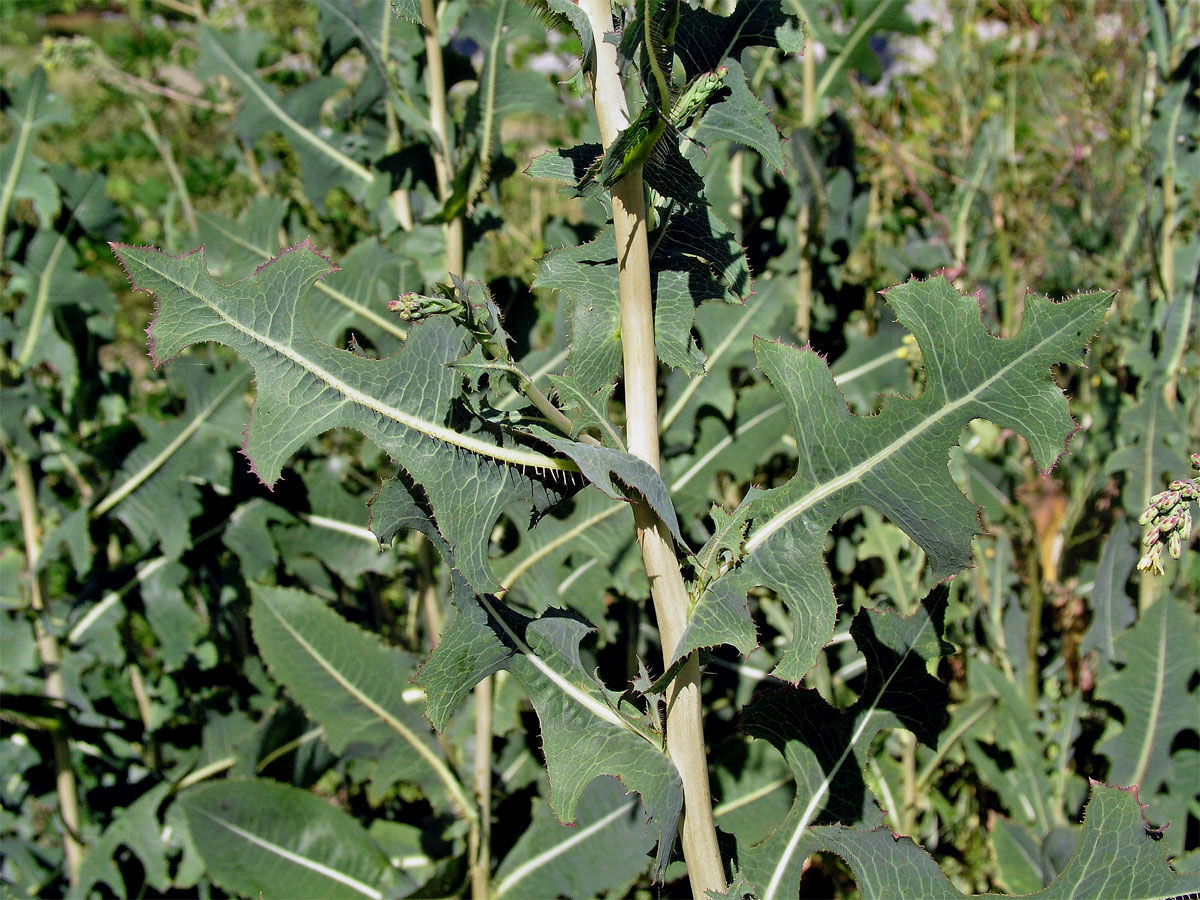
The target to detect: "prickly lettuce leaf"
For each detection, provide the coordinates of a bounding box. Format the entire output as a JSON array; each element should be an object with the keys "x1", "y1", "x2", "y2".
[
  {"x1": 739, "y1": 594, "x2": 953, "y2": 895},
  {"x1": 195, "y1": 27, "x2": 377, "y2": 210},
  {"x1": 0, "y1": 67, "x2": 73, "y2": 235},
  {"x1": 493, "y1": 776, "x2": 654, "y2": 899},
  {"x1": 673, "y1": 3, "x2": 803, "y2": 79},
  {"x1": 111, "y1": 243, "x2": 680, "y2": 595},
  {"x1": 678, "y1": 278, "x2": 1112, "y2": 681},
  {"x1": 692, "y1": 59, "x2": 784, "y2": 171},
  {"x1": 113, "y1": 243, "x2": 567, "y2": 581},
  {"x1": 1095, "y1": 595, "x2": 1200, "y2": 800},
  {"x1": 106, "y1": 362, "x2": 250, "y2": 560},
  {"x1": 370, "y1": 479, "x2": 682, "y2": 879},
  {"x1": 179, "y1": 779, "x2": 409, "y2": 900},
  {"x1": 249, "y1": 584, "x2": 472, "y2": 817},
  {"x1": 802, "y1": 784, "x2": 1199, "y2": 900}
]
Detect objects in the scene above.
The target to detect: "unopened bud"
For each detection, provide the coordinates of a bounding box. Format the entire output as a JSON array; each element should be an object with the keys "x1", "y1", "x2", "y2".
[
  {"x1": 388, "y1": 292, "x2": 462, "y2": 321},
  {"x1": 1168, "y1": 532, "x2": 1182, "y2": 559},
  {"x1": 1138, "y1": 505, "x2": 1158, "y2": 526}
]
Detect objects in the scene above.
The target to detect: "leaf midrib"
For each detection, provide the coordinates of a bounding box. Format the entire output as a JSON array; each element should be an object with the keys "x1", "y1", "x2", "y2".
[
  {"x1": 137, "y1": 253, "x2": 575, "y2": 473},
  {"x1": 258, "y1": 593, "x2": 476, "y2": 821},
  {"x1": 493, "y1": 797, "x2": 637, "y2": 897},
  {"x1": 187, "y1": 803, "x2": 384, "y2": 899},
  {"x1": 204, "y1": 30, "x2": 374, "y2": 185},
  {"x1": 93, "y1": 368, "x2": 250, "y2": 517},
  {"x1": 745, "y1": 304, "x2": 1099, "y2": 554},
  {"x1": 1128, "y1": 603, "x2": 1168, "y2": 788}
]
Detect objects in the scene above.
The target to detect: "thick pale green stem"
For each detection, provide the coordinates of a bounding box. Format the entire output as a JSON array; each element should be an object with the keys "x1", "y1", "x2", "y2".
[
  {"x1": 470, "y1": 678, "x2": 493, "y2": 900},
  {"x1": 580, "y1": 2, "x2": 724, "y2": 895}
]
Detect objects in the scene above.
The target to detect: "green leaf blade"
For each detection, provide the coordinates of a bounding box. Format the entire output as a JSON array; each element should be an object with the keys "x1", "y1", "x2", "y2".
[
  {"x1": 680, "y1": 279, "x2": 1112, "y2": 681},
  {"x1": 180, "y1": 779, "x2": 407, "y2": 900},
  {"x1": 249, "y1": 585, "x2": 473, "y2": 819}
]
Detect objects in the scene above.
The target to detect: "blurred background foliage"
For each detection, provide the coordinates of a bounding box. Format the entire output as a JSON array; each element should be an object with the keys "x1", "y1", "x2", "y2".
[{"x1": 1, "y1": 0, "x2": 1196, "y2": 897}]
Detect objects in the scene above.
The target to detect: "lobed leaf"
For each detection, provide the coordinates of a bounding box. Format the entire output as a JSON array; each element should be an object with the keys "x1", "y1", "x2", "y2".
[
  {"x1": 369, "y1": 477, "x2": 683, "y2": 879},
  {"x1": 678, "y1": 278, "x2": 1112, "y2": 680},
  {"x1": 111, "y1": 241, "x2": 586, "y2": 590},
  {"x1": 1095, "y1": 595, "x2": 1199, "y2": 798},
  {"x1": 802, "y1": 783, "x2": 1199, "y2": 900},
  {"x1": 740, "y1": 594, "x2": 953, "y2": 896}
]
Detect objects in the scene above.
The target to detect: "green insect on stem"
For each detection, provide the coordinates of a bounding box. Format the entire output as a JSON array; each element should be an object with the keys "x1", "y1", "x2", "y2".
[
  {"x1": 671, "y1": 67, "x2": 727, "y2": 128},
  {"x1": 600, "y1": 105, "x2": 667, "y2": 189}
]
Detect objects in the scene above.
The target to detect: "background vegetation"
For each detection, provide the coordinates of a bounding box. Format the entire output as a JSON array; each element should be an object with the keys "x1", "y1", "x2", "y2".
[{"x1": 1, "y1": 0, "x2": 1196, "y2": 897}]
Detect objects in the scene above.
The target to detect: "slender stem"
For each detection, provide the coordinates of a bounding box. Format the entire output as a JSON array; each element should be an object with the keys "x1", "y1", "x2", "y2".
[
  {"x1": 6, "y1": 445, "x2": 84, "y2": 887},
  {"x1": 899, "y1": 731, "x2": 918, "y2": 835},
  {"x1": 1024, "y1": 552, "x2": 1044, "y2": 708},
  {"x1": 1158, "y1": 88, "x2": 1183, "y2": 406},
  {"x1": 420, "y1": 0, "x2": 464, "y2": 276},
  {"x1": 136, "y1": 103, "x2": 198, "y2": 241},
  {"x1": 470, "y1": 678, "x2": 493, "y2": 900},
  {"x1": 794, "y1": 200, "x2": 812, "y2": 342},
  {"x1": 579, "y1": 2, "x2": 724, "y2": 895}
]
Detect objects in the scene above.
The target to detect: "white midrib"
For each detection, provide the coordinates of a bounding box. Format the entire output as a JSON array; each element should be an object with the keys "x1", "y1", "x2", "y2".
[
  {"x1": 93, "y1": 369, "x2": 250, "y2": 517},
  {"x1": 500, "y1": 504, "x2": 623, "y2": 591},
  {"x1": 1129, "y1": 603, "x2": 1168, "y2": 788},
  {"x1": 712, "y1": 776, "x2": 791, "y2": 818},
  {"x1": 476, "y1": 593, "x2": 651, "y2": 739},
  {"x1": 493, "y1": 798, "x2": 637, "y2": 897},
  {"x1": 476, "y1": 0, "x2": 506, "y2": 176},
  {"x1": 764, "y1": 609, "x2": 935, "y2": 900},
  {"x1": 261, "y1": 598, "x2": 477, "y2": 821},
  {"x1": 672, "y1": 347, "x2": 904, "y2": 494},
  {"x1": 206, "y1": 34, "x2": 374, "y2": 185},
  {"x1": 136, "y1": 254, "x2": 576, "y2": 473},
  {"x1": 17, "y1": 226, "x2": 70, "y2": 367},
  {"x1": 660, "y1": 292, "x2": 769, "y2": 433},
  {"x1": 187, "y1": 805, "x2": 384, "y2": 899},
  {"x1": 197, "y1": 212, "x2": 408, "y2": 341},
  {"x1": 300, "y1": 512, "x2": 380, "y2": 544},
  {"x1": 745, "y1": 315, "x2": 1093, "y2": 555}
]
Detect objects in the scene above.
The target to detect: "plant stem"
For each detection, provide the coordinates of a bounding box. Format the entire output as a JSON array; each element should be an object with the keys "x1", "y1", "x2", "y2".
[
  {"x1": 470, "y1": 678, "x2": 493, "y2": 900},
  {"x1": 136, "y1": 101, "x2": 198, "y2": 241},
  {"x1": 420, "y1": 0, "x2": 464, "y2": 276},
  {"x1": 1024, "y1": 552, "x2": 1044, "y2": 708},
  {"x1": 579, "y1": 2, "x2": 724, "y2": 894},
  {"x1": 6, "y1": 445, "x2": 84, "y2": 887}
]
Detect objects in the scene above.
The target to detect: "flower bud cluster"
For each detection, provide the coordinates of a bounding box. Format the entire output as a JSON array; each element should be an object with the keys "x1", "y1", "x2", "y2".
[
  {"x1": 1137, "y1": 453, "x2": 1200, "y2": 575},
  {"x1": 388, "y1": 292, "x2": 463, "y2": 322}
]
